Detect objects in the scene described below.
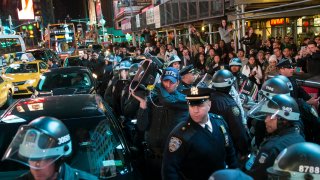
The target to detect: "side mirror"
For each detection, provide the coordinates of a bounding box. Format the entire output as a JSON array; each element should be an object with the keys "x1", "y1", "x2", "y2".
[{"x1": 27, "y1": 86, "x2": 35, "y2": 93}]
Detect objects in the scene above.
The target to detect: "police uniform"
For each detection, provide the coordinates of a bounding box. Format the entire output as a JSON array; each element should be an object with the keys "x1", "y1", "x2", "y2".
[
  {"x1": 162, "y1": 87, "x2": 238, "y2": 180},
  {"x1": 246, "y1": 126, "x2": 305, "y2": 179},
  {"x1": 210, "y1": 90, "x2": 250, "y2": 156},
  {"x1": 177, "y1": 65, "x2": 196, "y2": 92},
  {"x1": 277, "y1": 59, "x2": 311, "y2": 101}
]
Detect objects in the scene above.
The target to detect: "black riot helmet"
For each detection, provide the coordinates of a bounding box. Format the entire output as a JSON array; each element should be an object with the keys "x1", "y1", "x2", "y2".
[
  {"x1": 2, "y1": 116, "x2": 72, "y2": 169},
  {"x1": 248, "y1": 94, "x2": 300, "y2": 121},
  {"x1": 260, "y1": 77, "x2": 291, "y2": 99},
  {"x1": 274, "y1": 75, "x2": 293, "y2": 91},
  {"x1": 212, "y1": 69, "x2": 235, "y2": 89},
  {"x1": 267, "y1": 142, "x2": 320, "y2": 180}
]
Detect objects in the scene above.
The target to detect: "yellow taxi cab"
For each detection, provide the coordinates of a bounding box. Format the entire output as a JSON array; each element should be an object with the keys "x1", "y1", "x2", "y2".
[
  {"x1": 0, "y1": 76, "x2": 14, "y2": 108},
  {"x1": 2, "y1": 60, "x2": 48, "y2": 96}
]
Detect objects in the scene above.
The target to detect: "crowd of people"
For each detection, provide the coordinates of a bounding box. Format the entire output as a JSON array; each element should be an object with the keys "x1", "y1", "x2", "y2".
[
  {"x1": 66, "y1": 19, "x2": 320, "y2": 179},
  {"x1": 6, "y1": 19, "x2": 320, "y2": 179}
]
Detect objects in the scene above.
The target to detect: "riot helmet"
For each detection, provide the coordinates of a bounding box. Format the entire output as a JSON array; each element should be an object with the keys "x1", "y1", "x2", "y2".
[
  {"x1": 248, "y1": 94, "x2": 300, "y2": 121},
  {"x1": 128, "y1": 63, "x2": 139, "y2": 78},
  {"x1": 260, "y1": 77, "x2": 291, "y2": 99},
  {"x1": 212, "y1": 69, "x2": 235, "y2": 88},
  {"x1": 274, "y1": 75, "x2": 293, "y2": 91},
  {"x1": 2, "y1": 116, "x2": 72, "y2": 169},
  {"x1": 166, "y1": 55, "x2": 181, "y2": 69},
  {"x1": 229, "y1": 58, "x2": 242, "y2": 67},
  {"x1": 267, "y1": 142, "x2": 320, "y2": 180},
  {"x1": 119, "y1": 60, "x2": 131, "y2": 80}
]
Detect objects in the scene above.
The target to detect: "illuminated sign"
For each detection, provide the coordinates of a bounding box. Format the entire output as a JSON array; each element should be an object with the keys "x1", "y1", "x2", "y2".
[
  {"x1": 270, "y1": 18, "x2": 289, "y2": 26},
  {"x1": 55, "y1": 35, "x2": 65, "y2": 39},
  {"x1": 17, "y1": 0, "x2": 35, "y2": 20}
]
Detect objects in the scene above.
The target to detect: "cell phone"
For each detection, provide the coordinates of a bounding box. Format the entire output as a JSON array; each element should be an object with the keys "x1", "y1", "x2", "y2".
[{"x1": 296, "y1": 67, "x2": 301, "y2": 72}]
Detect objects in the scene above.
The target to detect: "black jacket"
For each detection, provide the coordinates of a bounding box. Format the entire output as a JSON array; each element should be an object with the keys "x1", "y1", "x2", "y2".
[
  {"x1": 137, "y1": 84, "x2": 189, "y2": 151},
  {"x1": 162, "y1": 114, "x2": 238, "y2": 180},
  {"x1": 210, "y1": 91, "x2": 250, "y2": 156},
  {"x1": 288, "y1": 76, "x2": 311, "y2": 101},
  {"x1": 246, "y1": 126, "x2": 305, "y2": 179}
]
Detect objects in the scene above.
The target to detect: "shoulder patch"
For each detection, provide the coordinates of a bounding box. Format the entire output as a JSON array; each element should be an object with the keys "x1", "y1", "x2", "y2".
[
  {"x1": 232, "y1": 106, "x2": 240, "y2": 116},
  {"x1": 258, "y1": 153, "x2": 268, "y2": 164},
  {"x1": 169, "y1": 137, "x2": 182, "y2": 152}
]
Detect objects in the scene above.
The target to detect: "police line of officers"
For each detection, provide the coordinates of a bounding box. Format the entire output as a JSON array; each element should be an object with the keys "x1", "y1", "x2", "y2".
[{"x1": 96, "y1": 47, "x2": 320, "y2": 180}]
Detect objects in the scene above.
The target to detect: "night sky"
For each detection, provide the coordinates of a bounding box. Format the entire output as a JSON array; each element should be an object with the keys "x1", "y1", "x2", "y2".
[{"x1": 53, "y1": 0, "x2": 86, "y2": 22}]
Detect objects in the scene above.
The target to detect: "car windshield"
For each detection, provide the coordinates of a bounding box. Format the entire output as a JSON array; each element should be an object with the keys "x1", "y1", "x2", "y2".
[
  {"x1": 5, "y1": 64, "x2": 38, "y2": 74},
  {"x1": 37, "y1": 72, "x2": 92, "y2": 91},
  {"x1": 29, "y1": 51, "x2": 46, "y2": 60}
]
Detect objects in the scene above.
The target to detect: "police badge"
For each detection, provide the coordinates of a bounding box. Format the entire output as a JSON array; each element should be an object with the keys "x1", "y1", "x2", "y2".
[{"x1": 169, "y1": 137, "x2": 182, "y2": 152}]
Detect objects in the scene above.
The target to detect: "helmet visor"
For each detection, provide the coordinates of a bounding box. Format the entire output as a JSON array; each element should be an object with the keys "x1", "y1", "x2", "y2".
[
  {"x1": 2, "y1": 126, "x2": 69, "y2": 169},
  {"x1": 247, "y1": 97, "x2": 280, "y2": 121}
]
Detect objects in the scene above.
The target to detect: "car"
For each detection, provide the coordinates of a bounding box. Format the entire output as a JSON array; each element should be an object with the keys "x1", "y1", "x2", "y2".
[
  {"x1": 33, "y1": 66, "x2": 97, "y2": 96},
  {"x1": 0, "y1": 94, "x2": 139, "y2": 179},
  {"x1": 2, "y1": 60, "x2": 48, "y2": 96},
  {"x1": 0, "y1": 76, "x2": 14, "y2": 109},
  {"x1": 26, "y1": 48, "x2": 62, "y2": 66}
]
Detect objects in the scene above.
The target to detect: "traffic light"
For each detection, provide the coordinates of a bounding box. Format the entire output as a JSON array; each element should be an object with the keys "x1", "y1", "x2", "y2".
[{"x1": 33, "y1": 0, "x2": 42, "y2": 16}]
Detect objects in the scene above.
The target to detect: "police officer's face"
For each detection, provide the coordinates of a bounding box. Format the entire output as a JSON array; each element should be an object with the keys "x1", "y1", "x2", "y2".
[
  {"x1": 265, "y1": 115, "x2": 278, "y2": 133},
  {"x1": 279, "y1": 67, "x2": 294, "y2": 77},
  {"x1": 189, "y1": 100, "x2": 211, "y2": 124},
  {"x1": 230, "y1": 66, "x2": 241, "y2": 73},
  {"x1": 183, "y1": 73, "x2": 195, "y2": 84},
  {"x1": 29, "y1": 160, "x2": 56, "y2": 180},
  {"x1": 172, "y1": 62, "x2": 180, "y2": 70},
  {"x1": 162, "y1": 79, "x2": 178, "y2": 93}
]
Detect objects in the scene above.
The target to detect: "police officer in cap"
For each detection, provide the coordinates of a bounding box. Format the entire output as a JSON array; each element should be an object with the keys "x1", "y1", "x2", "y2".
[
  {"x1": 277, "y1": 58, "x2": 319, "y2": 107},
  {"x1": 246, "y1": 94, "x2": 305, "y2": 179},
  {"x1": 177, "y1": 65, "x2": 199, "y2": 92},
  {"x1": 162, "y1": 85, "x2": 238, "y2": 180},
  {"x1": 2, "y1": 116, "x2": 97, "y2": 180}
]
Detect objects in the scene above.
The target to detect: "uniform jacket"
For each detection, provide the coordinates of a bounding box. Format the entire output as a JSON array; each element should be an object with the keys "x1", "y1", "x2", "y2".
[
  {"x1": 210, "y1": 91, "x2": 250, "y2": 156},
  {"x1": 162, "y1": 114, "x2": 238, "y2": 180},
  {"x1": 17, "y1": 163, "x2": 98, "y2": 180},
  {"x1": 137, "y1": 84, "x2": 189, "y2": 152},
  {"x1": 246, "y1": 126, "x2": 305, "y2": 179}
]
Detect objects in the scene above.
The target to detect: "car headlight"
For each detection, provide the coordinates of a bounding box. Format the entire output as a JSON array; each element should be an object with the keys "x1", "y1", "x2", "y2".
[{"x1": 25, "y1": 79, "x2": 36, "y2": 85}]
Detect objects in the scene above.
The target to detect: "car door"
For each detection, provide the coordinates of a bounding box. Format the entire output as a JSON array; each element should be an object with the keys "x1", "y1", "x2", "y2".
[{"x1": 0, "y1": 77, "x2": 7, "y2": 106}]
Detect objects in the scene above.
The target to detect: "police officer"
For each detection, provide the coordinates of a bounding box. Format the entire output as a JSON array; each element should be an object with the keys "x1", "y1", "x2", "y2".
[
  {"x1": 250, "y1": 77, "x2": 293, "y2": 148},
  {"x1": 277, "y1": 58, "x2": 319, "y2": 107},
  {"x1": 162, "y1": 86, "x2": 238, "y2": 180},
  {"x1": 177, "y1": 65, "x2": 198, "y2": 92},
  {"x1": 166, "y1": 55, "x2": 181, "y2": 70},
  {"x1": 210, "y1": 69, "x2": 250, "y2": 157},
  {"x1": 274, "y1": 74, "x2": 320, "y2": 144},
  {"x1": 246, "y1": 94, "x2": 305, "y2": 179},
  {"x1": 267, "y1": 142, "x2": 320, "y2": 179},
  {"x1": 2, "y1": 116, "x2": 97, "y2": 180},
  {"x1": 229, "y1": 57, "x2": 247, "y2": 91},
  {"x1": 112, "y1": 59, "x2": 132, "y2": 118},
  {"x1": 132, "y1": 67, "x2": 189, "y2": 179}
]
